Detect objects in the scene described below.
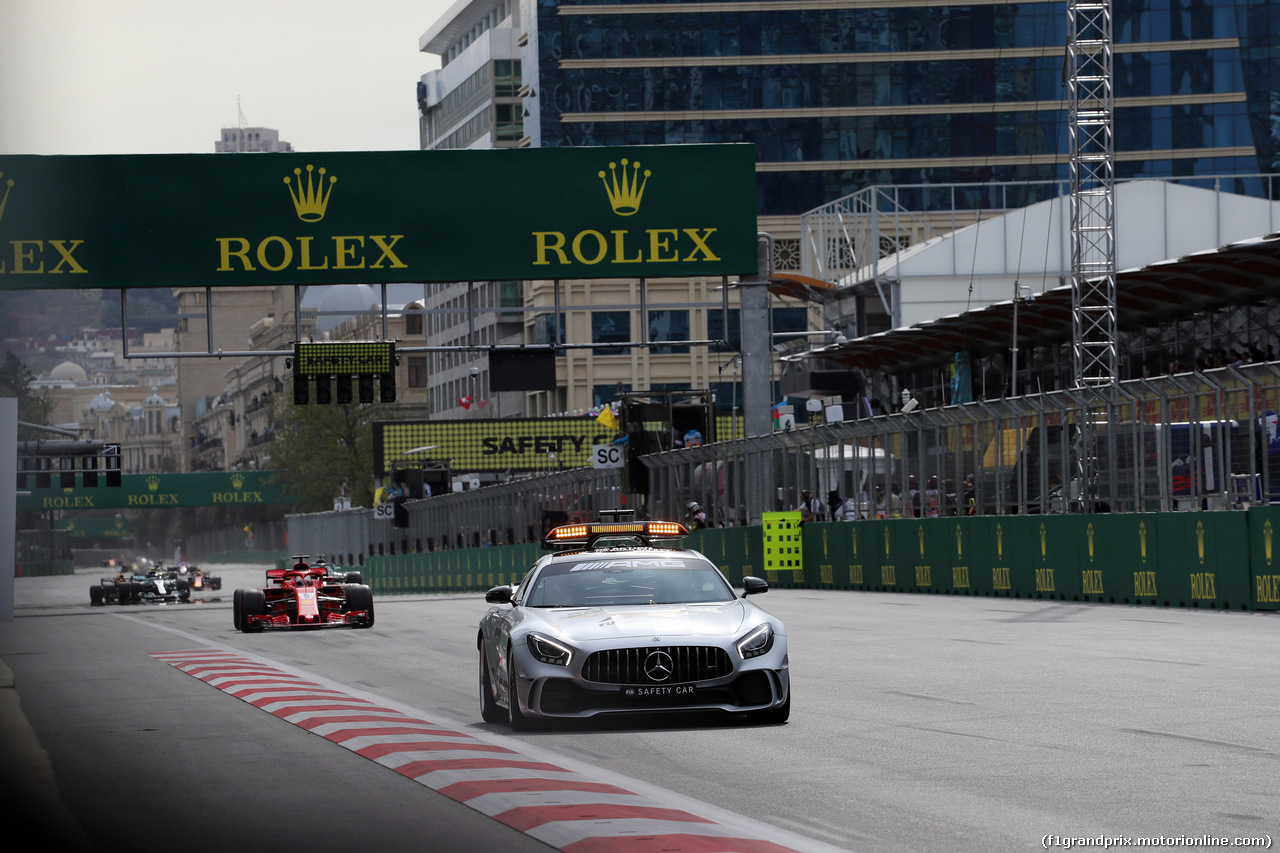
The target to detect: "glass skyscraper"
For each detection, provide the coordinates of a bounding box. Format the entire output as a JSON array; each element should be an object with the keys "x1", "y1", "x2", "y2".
[{"x1": 518, "y1": 0, "x2": 1276, "y2": 216}]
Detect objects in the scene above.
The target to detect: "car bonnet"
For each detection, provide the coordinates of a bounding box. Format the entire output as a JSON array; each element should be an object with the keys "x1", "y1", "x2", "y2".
[{"x1": 525, "y1": 599, "x2": 752, "y2": 643}]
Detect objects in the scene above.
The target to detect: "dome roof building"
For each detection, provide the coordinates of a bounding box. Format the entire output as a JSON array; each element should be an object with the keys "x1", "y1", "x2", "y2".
[{"x1": 48, "y1": 361, "x2": 88, "y2": 383}]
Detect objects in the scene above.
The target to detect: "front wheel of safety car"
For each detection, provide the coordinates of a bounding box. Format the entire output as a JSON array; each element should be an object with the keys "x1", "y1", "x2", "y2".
[
  {"x1": 506, "y1": 644, "x2": 531, "y2": 731},
  {"x1": 479, "y1": 645, "x2": 504, "y2": 724}
]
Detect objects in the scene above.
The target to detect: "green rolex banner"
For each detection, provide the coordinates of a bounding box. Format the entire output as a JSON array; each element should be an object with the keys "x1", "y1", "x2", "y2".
[
  {"x1": 18, "y1": 471, "x2": 294, "y2": 511},
  {"x1": 0, "y1": 144, "x2": 758, "y2": 289}
]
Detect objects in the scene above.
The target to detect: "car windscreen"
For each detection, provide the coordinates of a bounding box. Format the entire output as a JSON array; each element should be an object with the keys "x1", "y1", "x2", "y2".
[{"x1": 524, "y1": 557, "x2": 736, "y2": 607}]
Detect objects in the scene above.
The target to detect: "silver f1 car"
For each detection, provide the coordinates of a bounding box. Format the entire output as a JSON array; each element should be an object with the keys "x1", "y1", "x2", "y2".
[{"x1": 478, "y1": 518, "x2": 790, "y2": 729}]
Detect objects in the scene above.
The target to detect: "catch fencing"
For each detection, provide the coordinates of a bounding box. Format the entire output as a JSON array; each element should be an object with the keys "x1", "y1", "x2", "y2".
[{"x1": 286, "y1": 362, "x2": 1280, "y2": 567}]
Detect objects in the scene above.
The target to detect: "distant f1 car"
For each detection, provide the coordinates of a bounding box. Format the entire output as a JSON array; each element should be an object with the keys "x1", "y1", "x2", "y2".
[
  {"x1": 174, "y1": 562, "x2": 222, "y2": 592},
  {"x1": 91, "y1": 565, "x2": 191, "y2": 606},
  {"x1": 232, "y1": 556, "x2": 373, "y2": 632}
]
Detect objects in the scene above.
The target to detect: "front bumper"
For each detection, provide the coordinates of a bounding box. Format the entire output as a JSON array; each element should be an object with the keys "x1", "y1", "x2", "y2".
[{"x1": 512, "y1": 641, "x2": 789, "y2": 719}]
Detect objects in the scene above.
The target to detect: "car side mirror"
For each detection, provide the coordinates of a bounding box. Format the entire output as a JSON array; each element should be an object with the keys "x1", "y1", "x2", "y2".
[
  {"x1": 485, "y1": 585, "x2": 514, "y2": 604},
  {"x1": 741, "y1": 576, "x2": 769, "y2": 597}
]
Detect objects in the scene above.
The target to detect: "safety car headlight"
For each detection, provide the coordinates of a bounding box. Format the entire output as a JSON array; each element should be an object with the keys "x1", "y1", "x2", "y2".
[
  {"x1": 736, "y1": 623, "x2": 775, "y2": 659},
  {"x1": 526, "y1": 633, "x2": 573, "y2": 666}
]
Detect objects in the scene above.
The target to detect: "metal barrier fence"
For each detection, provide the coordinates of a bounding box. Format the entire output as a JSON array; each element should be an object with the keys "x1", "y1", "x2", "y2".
[
  {"x1": 287, "y1": 362, "x2": 1280, "y2": 563},
  {"x1": 645, "y1": 362, "x2": 1280, "y2": 525},
  {"x1": 287, "y1": 466, "x2": 625, "y2": 565},
  {"x1": 179, "y1": 520, "x2": 289, "y2": 563}
]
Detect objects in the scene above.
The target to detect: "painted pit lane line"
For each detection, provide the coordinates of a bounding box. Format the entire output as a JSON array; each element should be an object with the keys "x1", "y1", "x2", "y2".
[{"x1": 133, "y1": 629, "x2": 848, "y2": 853}]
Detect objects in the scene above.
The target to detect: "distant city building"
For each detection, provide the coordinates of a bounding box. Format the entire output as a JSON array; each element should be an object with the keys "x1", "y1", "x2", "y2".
[
  {"x1": 415, "y1": 1, "x2": 814, "y2": 418},
  {"x1": 215, "y1": 126, "x2": 293, "y2": 153},
  {"x1": 413, "y1": 0, "x2": 1280, "y2": 418}
]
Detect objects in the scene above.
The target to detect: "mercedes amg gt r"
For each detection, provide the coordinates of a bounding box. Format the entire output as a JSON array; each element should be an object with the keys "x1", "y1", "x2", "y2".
[{"x1": 478, "y1": 518, "x2": 789, "y2": 729}]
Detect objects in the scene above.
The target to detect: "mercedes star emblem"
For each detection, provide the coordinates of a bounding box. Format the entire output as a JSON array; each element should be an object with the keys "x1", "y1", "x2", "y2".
[{"x1": 644, "y1": 650, "x2": 674, "y2": 682}]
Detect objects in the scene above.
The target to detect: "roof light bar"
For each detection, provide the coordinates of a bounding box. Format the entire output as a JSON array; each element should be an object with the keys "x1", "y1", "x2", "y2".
[{"x1": 543, "y1": 520, "x2": 690, "y2": 549}]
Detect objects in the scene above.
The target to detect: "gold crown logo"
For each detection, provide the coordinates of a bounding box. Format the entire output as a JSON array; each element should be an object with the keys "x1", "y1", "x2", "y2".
[
  {"x1": 598, "y1": 159, "x2": 649, "y2": 216},
  {"x1": 146, "y1": 475, "x2": 161, "y2": 492},
  {"x1": 284, "y1": 165, "x2": 336, "y2": 222},
  {"x1": 0, "y1": 172, "x2": 13, "y2": 223},
  {"x1": 230, "y1": 473, "x2": 245, "y2": 489}
]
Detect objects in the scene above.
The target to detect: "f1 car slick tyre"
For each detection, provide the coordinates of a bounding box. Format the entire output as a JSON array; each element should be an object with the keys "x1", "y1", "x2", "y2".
[
  {"x1": 506, "y1": 644, "x2": 531, "y2": 731},
  {"x1": 479, "y1": 644, "x2": 504, "y2": 725},
  {"x1": 344, "y1": 572, "x2": 363, "y2": 585},
  {"x1": 345, "y1": 584, "x2": 375, "y2": 628},
  {"x1": 234, "y1": 588, "x2": 266, "y2": 632},
  {"x1": 89, "y1": 585, "x2": 103, "y2": 606}
]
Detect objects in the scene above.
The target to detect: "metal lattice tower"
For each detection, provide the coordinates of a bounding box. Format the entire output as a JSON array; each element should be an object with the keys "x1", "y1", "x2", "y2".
[{"x1": 1067, "y1": 0, "x2": 1118, "y2": 388}]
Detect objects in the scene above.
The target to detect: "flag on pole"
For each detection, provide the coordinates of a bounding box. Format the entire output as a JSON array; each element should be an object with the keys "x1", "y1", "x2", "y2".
[{"x1": 596, "y1": 405, "x2": 618, "y2": 431}]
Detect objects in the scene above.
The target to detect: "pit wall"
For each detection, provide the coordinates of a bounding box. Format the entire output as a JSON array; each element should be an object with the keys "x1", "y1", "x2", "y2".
[{"x1": 348, "y1": 508, "x2": 1280, "y2": 611}]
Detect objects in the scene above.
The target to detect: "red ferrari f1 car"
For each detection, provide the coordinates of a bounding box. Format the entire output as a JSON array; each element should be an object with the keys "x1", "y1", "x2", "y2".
[{"x1": 232, "y1": 556, "x2": 374, "y2": 632}]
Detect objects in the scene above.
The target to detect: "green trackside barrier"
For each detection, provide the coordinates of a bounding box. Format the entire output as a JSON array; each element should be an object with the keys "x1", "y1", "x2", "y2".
[
  {"x1": 949, "y1": 516, "x2": 993, "y2": 596},
  {"x1": 362, "y1": 542, "x2": 545, "y2": 596},
  {"x1": 689, "y1": 528, "x2": 739, "y2": 586},
  {"x1": 1148, "y1": 512, "x2": 1250, "y2": 609},
  {"x1": 342, "y1": 509, "x2": 1272, "y2": 609},
  {"x1": 804, "y1": 523, "x2": 848, "y2": 589},
  {"x1": 1076, "y1": 515, "x2": 1129, "y2": 604},
  {"x1": 687, "y1": 526, "x2": 761, "y2": 588},
  {"x1": 17, "y1": 560, "x2": 75, "y2": 577},
  {"x1": 1247, "y1": 506, "x2": 1280, "y2": 610}
]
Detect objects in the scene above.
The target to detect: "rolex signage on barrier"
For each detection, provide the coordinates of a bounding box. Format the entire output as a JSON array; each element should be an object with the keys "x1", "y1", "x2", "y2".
[
  {"x1": 16, "y1": 471, "x2": 293, "y2": 512},
  {"x1": 0, "y1": 145, "x2": 757, "y2": 289}
]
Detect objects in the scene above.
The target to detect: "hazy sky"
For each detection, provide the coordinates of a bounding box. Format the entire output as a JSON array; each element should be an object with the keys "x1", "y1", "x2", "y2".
[{"x1": 0, "y1": 0, "x2": 458, "y2": 155}]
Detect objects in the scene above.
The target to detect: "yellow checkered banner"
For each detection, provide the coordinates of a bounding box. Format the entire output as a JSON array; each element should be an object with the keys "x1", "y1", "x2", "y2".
[
  {"x1": 0, "y1": 144, "x2": 757, "y2": 290},
  {"x1": 295, "y1": 341, "x2": 394, "y2": 376},
  {"x1": 374, "y1": 419, "x2": 621, "y2": 475}
]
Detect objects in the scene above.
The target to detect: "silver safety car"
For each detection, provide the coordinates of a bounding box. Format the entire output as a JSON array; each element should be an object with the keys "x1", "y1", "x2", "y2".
[{"x1": 478, "y1": 518, "x2": 790, "y2": 729}]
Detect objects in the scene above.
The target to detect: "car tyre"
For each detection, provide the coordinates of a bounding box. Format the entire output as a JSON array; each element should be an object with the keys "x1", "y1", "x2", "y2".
[
  {"x1": 89, "y1": 585, "x2": 103, "y2": 606},
  {"x1": 345, "y1": 571, "x2": 363, "y2": 585},
  {"x1": 506, "y1": 644, "x2": 531, "y2": 731},
  {"x1": 232, "y1": 588, "x2": 245, "y2": 630},
  {"x1": 479, "y1": 644, "x2": 504, "y2": 724},
  {"x1": 241, "y1": 588, "x2": 267, "y2": 632},
  {"x1": 346, "y1": 584, "x2": 375, "y2": 628}
]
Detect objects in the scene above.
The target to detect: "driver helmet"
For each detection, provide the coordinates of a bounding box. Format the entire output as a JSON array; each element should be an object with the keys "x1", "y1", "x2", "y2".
[{"x1": 687, "y1": 501, "x2": 701, "y2": 513}]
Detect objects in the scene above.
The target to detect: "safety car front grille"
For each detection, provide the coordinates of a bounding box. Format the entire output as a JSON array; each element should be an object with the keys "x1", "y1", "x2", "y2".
[{"x1": 582, "y1": 645, "x2": 732, "y2": 685}]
